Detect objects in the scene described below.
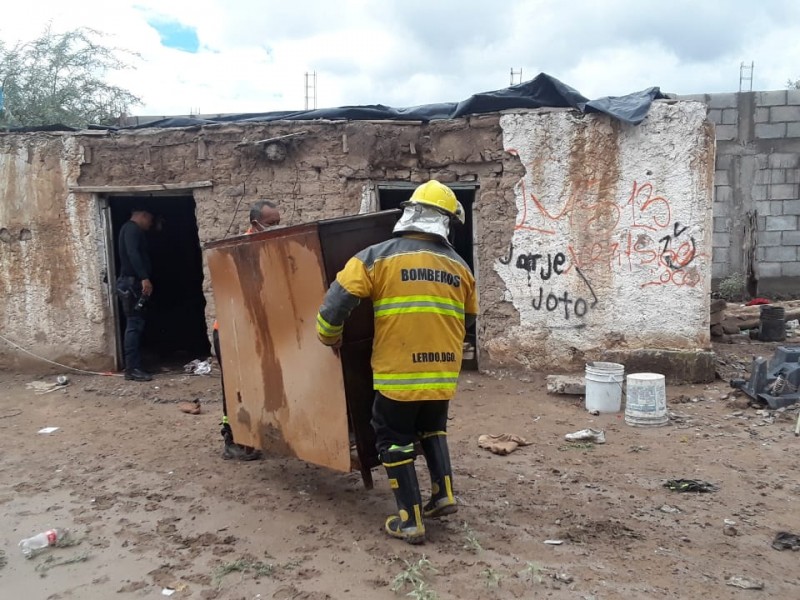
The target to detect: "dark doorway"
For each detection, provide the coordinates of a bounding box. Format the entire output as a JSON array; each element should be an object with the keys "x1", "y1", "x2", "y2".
[
  {"x1": 376, "y1": 184, "x2": 479, "y2": 370},
  {"x1": 109, "y1": 195, "x2": 210, "y2": 370}
]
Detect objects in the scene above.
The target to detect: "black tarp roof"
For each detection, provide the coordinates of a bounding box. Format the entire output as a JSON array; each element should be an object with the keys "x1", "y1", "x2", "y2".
[{"x1": 5, "y1": 73, "x2": 668, "y2": 133}]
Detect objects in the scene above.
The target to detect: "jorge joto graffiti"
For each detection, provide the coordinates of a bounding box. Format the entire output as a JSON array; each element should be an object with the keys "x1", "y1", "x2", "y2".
[{"x1": 493, "y1": 104, "x2": 712, "y2": 345}]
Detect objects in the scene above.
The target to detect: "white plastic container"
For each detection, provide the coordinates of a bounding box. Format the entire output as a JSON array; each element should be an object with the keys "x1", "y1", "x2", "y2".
[
  {"x1": 624, "y1": 372, "x2": 669, "y2": 427},
  {"x1": 585, "y1": 362, "x2": 624, "y2": 413}
]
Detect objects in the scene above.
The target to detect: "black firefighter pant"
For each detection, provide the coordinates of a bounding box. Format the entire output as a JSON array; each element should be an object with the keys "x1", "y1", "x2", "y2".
[{"x1": 370, "y1": 392, "x2": 449, "y2": 455}]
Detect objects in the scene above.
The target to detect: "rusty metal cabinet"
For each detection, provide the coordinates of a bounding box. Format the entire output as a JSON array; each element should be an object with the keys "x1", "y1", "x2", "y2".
[{"x1": 205, "y1": 211, "x2": 399, "y2": 487}]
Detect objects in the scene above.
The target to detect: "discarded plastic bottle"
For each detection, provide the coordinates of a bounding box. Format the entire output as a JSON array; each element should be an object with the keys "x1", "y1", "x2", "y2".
[{"x1": 19, "y1": 528, "x2": 65, "y2": 558}]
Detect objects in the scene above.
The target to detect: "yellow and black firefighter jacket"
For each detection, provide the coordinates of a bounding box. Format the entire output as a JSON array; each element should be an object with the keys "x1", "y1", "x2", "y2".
[{"x1": 316, "y1": 233, "x2": 478, "y2": 402}]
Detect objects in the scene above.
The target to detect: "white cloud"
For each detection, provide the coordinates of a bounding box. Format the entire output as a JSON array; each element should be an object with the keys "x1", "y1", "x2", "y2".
[{"x1": 1, "y1": 0, "x2": 799, "y2": 116}]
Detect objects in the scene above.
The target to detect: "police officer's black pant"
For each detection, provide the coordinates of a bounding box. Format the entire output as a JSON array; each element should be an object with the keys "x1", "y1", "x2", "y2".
[{"x1": 371, "y1": 392, "x2": 449, "y2": 456}]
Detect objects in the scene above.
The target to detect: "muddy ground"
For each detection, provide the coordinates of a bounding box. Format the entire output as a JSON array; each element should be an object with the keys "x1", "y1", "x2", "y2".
[{"x1": 1, "y1": 341, "x2": 799, "y2": 600}]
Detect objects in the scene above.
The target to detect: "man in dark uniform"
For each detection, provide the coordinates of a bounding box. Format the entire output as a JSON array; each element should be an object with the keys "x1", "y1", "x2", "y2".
[{"x1": 117, "y1": 208, "x2": 155, "y2": 382}]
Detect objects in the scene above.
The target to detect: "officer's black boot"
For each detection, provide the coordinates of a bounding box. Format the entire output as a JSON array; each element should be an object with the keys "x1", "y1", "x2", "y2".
[
  {"x1": 420, "y1": 432, "x2": 457, "y2": 518},
  {"x1": 381, "y1": 444, "x2": 426, "y2": 544}
]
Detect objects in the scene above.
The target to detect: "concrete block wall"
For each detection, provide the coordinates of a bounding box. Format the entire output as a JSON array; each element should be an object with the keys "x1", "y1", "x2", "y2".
[{"x1": 679, "y1": 90, "x2": 800, "y2": 294}]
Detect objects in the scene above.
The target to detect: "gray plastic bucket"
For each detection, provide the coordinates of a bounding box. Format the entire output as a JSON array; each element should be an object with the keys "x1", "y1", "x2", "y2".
[{"x1": 624, "y1": 372, "x2": 669, "y2": 427}]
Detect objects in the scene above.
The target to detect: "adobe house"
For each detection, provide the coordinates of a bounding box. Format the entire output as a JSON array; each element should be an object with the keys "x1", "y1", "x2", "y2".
[{"x1": 0, "y1": 96, "x2": 714, "y2": 380}]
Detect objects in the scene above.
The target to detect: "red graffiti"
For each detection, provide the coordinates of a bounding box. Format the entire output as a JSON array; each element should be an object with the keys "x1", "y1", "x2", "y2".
[{"x1": 511, "y1": 179, "x2": 702, "y2": 288}]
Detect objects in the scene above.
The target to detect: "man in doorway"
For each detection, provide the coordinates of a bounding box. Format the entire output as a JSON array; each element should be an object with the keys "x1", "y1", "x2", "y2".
[
  {"x1": 214, "y1": 199, "x2": 282, "y2": 460},
  {"x1": 117, "y1": 208, "x2": 155, "y2": 382},
  {"x1": 316, "y1": 180, "x2": 477, "y2": 544}
]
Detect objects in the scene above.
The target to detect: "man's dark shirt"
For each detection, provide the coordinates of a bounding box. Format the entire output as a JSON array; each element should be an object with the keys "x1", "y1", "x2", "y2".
[{"x1": 119, "y1": 221, "x2": 151, "y2": 280}]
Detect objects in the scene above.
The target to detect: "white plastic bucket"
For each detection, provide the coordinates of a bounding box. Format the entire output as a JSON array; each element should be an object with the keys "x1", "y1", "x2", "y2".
[
  {"x1": 625, "y1": 372, "x2": 669, "y2": 427},
  {"x1": 585, "y1": 362, "x2": 624, "y2": 413}
]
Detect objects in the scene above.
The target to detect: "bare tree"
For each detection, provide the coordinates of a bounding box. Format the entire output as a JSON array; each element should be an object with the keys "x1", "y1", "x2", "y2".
[
  {"x1": 0, "y1": 26, "x2": 141, "y2": 128},
  {"x1": 787, "y1": 78, "x2": 800, "y2": 90}
]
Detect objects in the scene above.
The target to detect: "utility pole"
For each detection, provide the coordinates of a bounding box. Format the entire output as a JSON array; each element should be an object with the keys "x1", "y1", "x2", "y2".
[{"x1": 510, "y1": 68, "x2": 523, "y2": 86}]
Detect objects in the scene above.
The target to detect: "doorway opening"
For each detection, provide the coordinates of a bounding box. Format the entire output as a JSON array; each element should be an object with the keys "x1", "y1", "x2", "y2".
[
  {"x1": 376, "y1": 183, "x2": 479, "y2": 370},
  {"x1": 107, "y1": 195, "x2": 210, "y2": 371}
]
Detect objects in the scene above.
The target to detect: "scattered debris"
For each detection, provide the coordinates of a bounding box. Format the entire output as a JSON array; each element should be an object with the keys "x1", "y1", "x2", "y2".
[
  {"x1": 659, "y1": 505, "x2": 681, "y2": 514},
  {"x1": 725, "y1": 576, "x2": 764, "y2": 590},
  {"x1": 552, "y1": 572, "x2": 574, "y2": 584},
  {"x1": 564, "y1": 429, "x2": 606, "y2": 444},
  {"x1": 184, "y1": 359, "x2": 212, "y2": 376},
  {"x1": 546, "y1": 375, "x2": 585, "y2": 395},
  {"x1": 478, "y1": 433, "x2": 530, "y2": 455},
  {"x1": 731, "y1": 346, "x2": 800, "y2": 409},
  {"x1": 663, "y1": 479, "x2": 719, "y2": 493},
  {"x1": 771, "y1": 531, "x2": 800, "y2": 551},
  {"x1": 543, "y1": 539, "x2": 563, "y2": 545},
  {"x1": 588, "y1": 409, "x2": 600, "y2": 416},
  {"x1": 37, "y1": 427, "x2": 60, "y2": 435},
  {"x1": 723, "y1": 519, "x2": 739, "y2": 537},
  {"x1": 0, "y1": 549, "x2": 6, "y2": 571},
  {"x1": 26, "y1": 379, "x2": 70, "y2": 395},
  {"x1": 178, "y1": 399, "x2": 202, "y2": 415}
]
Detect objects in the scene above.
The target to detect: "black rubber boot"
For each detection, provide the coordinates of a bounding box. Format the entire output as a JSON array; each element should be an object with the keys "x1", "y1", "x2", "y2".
[
  {"x1": 221, "y1": 421, "x2": 262, "y2": 461},
  {"x1": 381, "y1": 445, "x2": 426, "y2": 544},
  {"x1": 420, "y1": 432, "x2": 457, "y2": 518}
]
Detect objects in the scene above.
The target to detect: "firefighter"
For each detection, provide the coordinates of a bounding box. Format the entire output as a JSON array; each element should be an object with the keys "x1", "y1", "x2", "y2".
[
  {"x1": 215, "y1": 200, "x2": 281, "y2": 460},
  {"x1": 316, "y1": 180, "x2": 477, "y2": 544}
]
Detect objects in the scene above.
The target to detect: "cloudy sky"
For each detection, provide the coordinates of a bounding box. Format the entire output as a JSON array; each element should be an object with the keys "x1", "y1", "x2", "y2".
[{"x1": 1, "y1": 0, "x2": 799, "y2": 116}]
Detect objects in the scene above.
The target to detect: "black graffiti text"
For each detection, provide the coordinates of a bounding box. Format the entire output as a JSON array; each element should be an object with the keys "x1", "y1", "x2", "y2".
[{"x1": 515, "y1": 251, "x2": 567, "y2": 281}]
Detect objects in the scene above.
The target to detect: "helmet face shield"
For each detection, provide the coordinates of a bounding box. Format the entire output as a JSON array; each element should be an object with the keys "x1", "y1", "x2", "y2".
[
  {"x1": 453, "y1": 201, "x2": 466, "y2": 225},
  {"x1": 393, "y1": 203, "x2": 451, "y2": 241}
]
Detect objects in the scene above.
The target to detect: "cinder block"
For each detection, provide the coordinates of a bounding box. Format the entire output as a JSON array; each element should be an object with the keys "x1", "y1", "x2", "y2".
[
  {"x1": 679, "y1": 94, "x2": 708, "y2": 103},
  {"x1": 757, "y1": 216, "x2": 767, "y2": 231},
  {"x1": 755, "y1": 107, "x2": 771, "y2": 123},
  {"x1": 716, "y1": 154, "x2": 734, "y2": 170},
  {"x1": 788, "y1": 90, "x2": 800, "y2": 105},
  {"x1": 714, "y1": 185, "x2": 733, "y2": 203},
  {"x1": 714, "y1": 170, "x2": 729, "y2": 185},
  {"x1": 756, "y1": 90, "x2": 787, "y2": 107},
  {"x1": 759, "y1": 231, "x2": 783, "y2": 246},
  {"x1": 756, "y1": 199, "x2": 777, "y2": 215},
  {"x1": 708, "y1": 108, "x2": 723, "y2": 124},
  {"x1": 782, "y1": 230, "x2": 800, "y2": 245},
  {"x1": 721, "y1": 109, "x2": 738, "y2": 125},
  {"x1": 755, "y1": 154, "x2": 771, "y2": 169},
  {"x1": 757, "y1": 262, "x2": 782, "y2": 277},
  {"x1": 788, "y1": 122, "x2": 800, "y2": 138},
  {"x1": 755, "y1": 123, "x2": 787, "y2": 139},
  {"x1": 715, "y1": 124, "x2": 738, "y2": 140},
  {"x1": 713, "y1": 246, "x2": 730, "y2": 263},
  {"x1": 712, "y1": 262, "x2": 727, "y2": 279},
  {"x1": 771, "y1": 105, "x2": 800, "y2": 122},
  {"x1": 781, "y1": 262, "x2": 800, "y2": 276},
  {"x1": 714, "y1": 216, "x2": 731, "y2": 233},
  {"x1": 769, "y1": 153, "x2": 799, "y2": 169},
  {"x1": 764, "y1": 246, "x2": 796, "y2": 262},
  {"x1": 713, "y1": 201, "x2": 731, "y2": 217},
  {"x1": 783, "y1": 199, "x2": 800, "y2": 215},
  {"x1": 786, "y1": 169, "x2": 800, "y2": 184},
  {"x1": 713, "y1": 232, "x2": 731, "y2": 248},
  {"x1": 755, "y1": 169, "x2": 785, "y2": 184},
  {"x1": 752, "y1": 184, "x2": 769, "y2": 201},
  {"x1": 771, "y1": 184, "x2": 798, "y2": 200},
  {"x1": 708, "y1": 93, "x2": 738, "y2": 109},
  {"x1": 766, "y1": 215, "x2": 797, "y2": 231}
]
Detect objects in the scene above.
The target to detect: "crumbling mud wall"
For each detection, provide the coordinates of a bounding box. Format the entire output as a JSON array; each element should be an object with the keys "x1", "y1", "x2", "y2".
[
  {"x1": 0, "y1": 102, "x2": 713, "y2": 375},
  {"x1": 0, "y1": 135, "x2": 112, "y2": 369},
  {"x1": 490, "y1": 102, "x2": 715, "y2": 370}
]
